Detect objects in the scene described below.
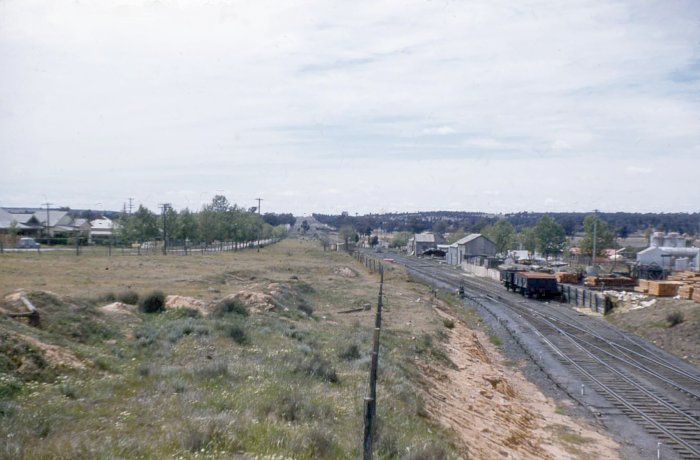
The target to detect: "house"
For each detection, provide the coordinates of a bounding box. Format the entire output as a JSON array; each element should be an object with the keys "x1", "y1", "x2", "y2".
[
  {"x1": 0, "y1": 209, "x2": 43, "y2": 236},
  {"x1": 446, "y1": 233, "x2": 497, "y2": 265},
  {"x1": 89, "y1": 218, "x2": 119, "y2": 243},
  {"x1": 407, "y1": 233, "x2": 438, "y2": 256}
]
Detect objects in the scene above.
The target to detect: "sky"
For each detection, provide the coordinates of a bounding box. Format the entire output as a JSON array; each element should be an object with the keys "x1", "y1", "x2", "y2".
[{"x1": 1, "y1": 0, "x2": 699, "y2": 215}]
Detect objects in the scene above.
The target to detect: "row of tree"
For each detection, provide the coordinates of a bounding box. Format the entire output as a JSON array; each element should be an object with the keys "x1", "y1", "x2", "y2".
[
  {"x1": 314, "y1": 211, "x2": 700, "y2": 238},
  {"x1": 477, "y1": 215, "x2": 614, "y2": 258},
  {"x1": 117, "y1": 196, "x2": 291, "y2": 245}
]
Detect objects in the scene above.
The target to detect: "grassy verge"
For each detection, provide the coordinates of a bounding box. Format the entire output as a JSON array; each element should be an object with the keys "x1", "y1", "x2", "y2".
[{"x1": 0, "y1": 239, "x2": 461, "y2": 459}]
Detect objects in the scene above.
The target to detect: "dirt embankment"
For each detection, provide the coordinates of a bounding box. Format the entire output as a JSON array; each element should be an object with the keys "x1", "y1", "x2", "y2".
[
  {"x1": 606, "y1": 296, "x2": 700, "y2": 367},
  {"x1": 419, "y1": 305, "x2": 620, "y2": 459}
]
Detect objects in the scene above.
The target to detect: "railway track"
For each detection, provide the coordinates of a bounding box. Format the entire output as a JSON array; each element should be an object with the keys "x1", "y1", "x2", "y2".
[{"x1": 385, "y1": 254, "x2": 700, "y2": 459}]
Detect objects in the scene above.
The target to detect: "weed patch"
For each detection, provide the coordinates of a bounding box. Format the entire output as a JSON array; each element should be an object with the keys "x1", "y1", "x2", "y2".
[
  {"x1": 212, "y1": 298, "x2": 249, "y2": 317},
  {"x1": 139, "y1": 291, "x2": 166, "y2": 313},
  {"x1": 294, "y1": 354, "x2": 339, "y2": 383}
]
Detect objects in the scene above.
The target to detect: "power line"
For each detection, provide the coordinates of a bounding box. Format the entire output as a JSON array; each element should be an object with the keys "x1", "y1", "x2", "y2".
[
  {"x1": 159, "y1": 203, "x2": 171, "y2": 255},
  {"x1": 42, "y1": 202, "x2": 53, "y2": 239},
  {"x1": 255, "y1": 197, "x2": 263, "y2": 215}
]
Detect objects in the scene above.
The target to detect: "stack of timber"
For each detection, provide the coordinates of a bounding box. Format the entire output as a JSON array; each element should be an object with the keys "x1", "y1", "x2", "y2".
[
  {"x1": 585, "y1": 275, "x2": 636, "y2": 288},
  {"x1": 555, "y1": 272, "x2": 579, "y2": 284},
  {"x1": 634, "y1": 279, "x2": 650, "y2": 294},
  {"x1": 667, "y1": 271, "x2": 700, "y2": 282},
  {"x1": 693, "y1": 288, "x2": 700, "y2": 303},
  {"x1": 678, "y1": 284, "x2": 695, "y2": 300},
  {"x1": 647, "y1": 281, "x2": 684, "y2": 297}
]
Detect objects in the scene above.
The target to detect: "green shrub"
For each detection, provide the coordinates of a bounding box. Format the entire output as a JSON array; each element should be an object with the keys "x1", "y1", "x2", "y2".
[
  {"x1": 139, "y1": 290, "x2": 165, "y2": 313},
  {"x1": 403, "y1": 444, "x2": 448, "y2": 460},
  {"x1": 338, "y1": 343, "x2": 361, "y2": 361},
  {"x1": 294, "y1": 354, "x2": 338, "y2": 383},
  {"x1": 443, "y1": 318, "x2": 455, "y2": 329},
  {"x1": 117, "y1": 290, "x2": 139, "y2": 305},
  {"x1": 226, "y1": 325, "x2": 248, "y2": 345},
  {"x1": 667, "y1": 311, "x2": 685, "y2": 327},
  {"x1": 100, "y1": 292, "x2": 116, "y2": 302},
  {"x1": 298, "y1": 302, "x2": 313, "y2": 316},
  {"x1": 166, "y1": 319, "x2": 210, "y2": 343},
  {"x1": 212, "y1": 299, "x2": 249, "y2": 317},
  {"x1": 195, "y1": 361, "x2": 229, "y2": 379}
]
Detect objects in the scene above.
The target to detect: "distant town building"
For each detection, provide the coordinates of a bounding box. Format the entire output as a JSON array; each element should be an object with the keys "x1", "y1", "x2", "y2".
[
  {"x1": 637, "y1": 231, "x2": 699, "y2": 271},
  {"x1": 407, "y1": 233, "x2": 438, "y2": 256},
  {"x1": 446, "y1": 233, "x2": 497, "y2": 265}
]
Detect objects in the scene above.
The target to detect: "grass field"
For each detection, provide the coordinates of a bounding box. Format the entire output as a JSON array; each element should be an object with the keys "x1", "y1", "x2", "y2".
[{"x1": 0, "y1": 238, "x2": 463, "y2": 459}]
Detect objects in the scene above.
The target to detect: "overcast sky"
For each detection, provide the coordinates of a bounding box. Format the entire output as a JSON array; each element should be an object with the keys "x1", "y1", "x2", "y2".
[{"x1": 1, "y1": 0, "x2": 699, "y2": 215}]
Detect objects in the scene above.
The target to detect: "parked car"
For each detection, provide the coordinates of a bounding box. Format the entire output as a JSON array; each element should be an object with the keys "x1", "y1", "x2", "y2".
[{"x1": 16, "y1": 237, "x2": 40, "y2": 249}]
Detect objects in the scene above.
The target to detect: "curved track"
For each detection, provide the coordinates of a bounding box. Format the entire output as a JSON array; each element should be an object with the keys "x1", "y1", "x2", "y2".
[{"x1": 386, "y1": 254, "x2": 700, "y2": 460}]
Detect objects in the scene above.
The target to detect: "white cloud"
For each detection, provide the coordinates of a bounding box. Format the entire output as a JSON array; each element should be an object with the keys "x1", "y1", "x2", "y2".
[
  {"x1": 1, "y1": 0, "x2": 699, "y2": 213},
  {"x1": 421, "y1": 126, "x2": 456, "y2": 136}
]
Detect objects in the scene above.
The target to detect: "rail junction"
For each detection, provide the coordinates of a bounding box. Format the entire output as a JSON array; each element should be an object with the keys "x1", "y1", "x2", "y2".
[{"x1": 381, "y1": 252, "x2": 700, "y2": 460}]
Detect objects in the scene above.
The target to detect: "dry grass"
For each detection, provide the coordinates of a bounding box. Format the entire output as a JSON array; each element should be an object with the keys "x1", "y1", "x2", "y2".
[{"x1": 0, "y1": 238, "x2": 462, "y2": 459}]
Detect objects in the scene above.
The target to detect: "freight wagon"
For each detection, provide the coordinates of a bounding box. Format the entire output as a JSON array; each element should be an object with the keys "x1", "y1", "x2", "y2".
[
  {"x1": 500, "y1": 267, "x2": 523, "y2": 291},
  {"x1": 513, "y1": 272, "x2": 560, "y2": 299}
]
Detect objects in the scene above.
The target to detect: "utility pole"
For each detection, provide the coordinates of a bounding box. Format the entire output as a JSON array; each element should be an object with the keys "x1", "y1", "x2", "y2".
[
  {"x1": 592, "y1": 209, "x2": 599, "y2": 268},
  {"x1": 128, "y1": 197, "x2": 134, "y2": 215},
  {"x1": 159, "y1": 203, "x2": 170, "y2": 255},
  {"x1": 42, "y1": 202, "x2": 53, "y2": 243},
  {"x1": 254, "y1": 197, "x2": 263, "y2": 215}
]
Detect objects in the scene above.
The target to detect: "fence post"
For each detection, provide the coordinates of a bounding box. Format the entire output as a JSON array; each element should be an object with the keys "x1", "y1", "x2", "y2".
[{"x1": 363, "y1": 267, "x2": 384, "y2": 459}]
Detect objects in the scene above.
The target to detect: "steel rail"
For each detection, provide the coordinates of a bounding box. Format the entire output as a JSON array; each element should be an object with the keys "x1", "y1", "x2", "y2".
[{"x1": 389, "y1": 255, "x2": 700, "y2": 459}]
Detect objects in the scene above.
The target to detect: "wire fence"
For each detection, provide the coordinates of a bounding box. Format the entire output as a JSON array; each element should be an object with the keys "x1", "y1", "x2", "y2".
[{"x1": 0, "y1": 236, "x2": 282, "y2": 257}]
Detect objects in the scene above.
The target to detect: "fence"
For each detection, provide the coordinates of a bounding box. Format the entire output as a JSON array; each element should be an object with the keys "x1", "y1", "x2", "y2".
[
  {"x1": 559, "y1": 284, "x2": 613, "y2": 314},
  {"x1": 353, "y1": 251, "x2": 384, "y2": 275},
  {"x1": 0, "y1": 237, "x2": 281, "y2": 257},
  {"x1": 461, "y1": 261, "x2": 501, "y2": 281}
]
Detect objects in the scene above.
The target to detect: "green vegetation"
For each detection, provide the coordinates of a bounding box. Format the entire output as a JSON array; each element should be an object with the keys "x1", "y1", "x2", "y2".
[
  {"x1": 117, "y1": 195, "x2": 289, "y2": 246},
  {"x1": 666, "y1": 311, "x2": 685, "y2": 327},
  {"x1": 139, "y1": 290, "x2": 166, "y2": 313},
  {"x1": 0, "y1": 239, "x2": 461, "y2": 459}
]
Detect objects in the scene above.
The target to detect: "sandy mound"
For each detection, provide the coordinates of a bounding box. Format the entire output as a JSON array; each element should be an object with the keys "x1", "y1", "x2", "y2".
[
  {"x1": 222, "y1": 291, "x2": 278, "y2": 313},
  {"x1": 165, "y1": 295, "x2": 210, "y2": 315},
  {"x1": 99, "y1": 302, "x2": 138, "y2": 317},
  {"x1": 10, "y1": 331, "x2": 85, "y2": 370},
  {"x1": 2, "y1": 290, "x2": 30, "y2": 314},
  {"x1": 333, "y1": 266, "x2": 358, "y2": 278}
]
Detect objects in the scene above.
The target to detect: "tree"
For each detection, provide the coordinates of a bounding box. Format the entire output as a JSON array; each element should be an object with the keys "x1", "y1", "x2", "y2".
[
  {"x1": 534, "y1": 215, "x2": 567, "y2": 259},
  {"x1": 390, "y1": 231, "x2": 411, "y2": 248},
  {"x1": 119, "y1": 205, "x2": 159, "y2": 243},
  {"x1": 482, "y1": 220, "x2": 515, "y2": 255},
  {"x1": 300, "y1": 220, "x2": 310, "y2": 234},
  {"x1": 175, "y1": 208, "x2": 198, "y2": 242},
  {"x1": 580, "y1": 215, "x2": 614, "y2": 258},
  {"x1": 518, "y1": 228, "x2": 537, "y2": 258},
  {"x1": 338, "y1": 225, "x2": 356, "y2": 252},
  {"x1": 447, "y1": 229, "x2": 467, "y2": 244}
]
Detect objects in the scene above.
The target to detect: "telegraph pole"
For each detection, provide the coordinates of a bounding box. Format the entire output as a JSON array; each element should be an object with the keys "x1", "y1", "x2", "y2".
[
  {"x1": 592, "y1": 209, "x2": 599, "y2": 268},
  {"x1": 42, "y1": 202, "x2": 53, "y2": 243},
  {"x1": 255, "y1": 197, "x2": 263, "y2": 215},
  {"x1": 159, "y1": 203, "x2": 170, "y2": 255},
  {"x1": 128, "y1": 197, "x2": 134, "y2": 215}
]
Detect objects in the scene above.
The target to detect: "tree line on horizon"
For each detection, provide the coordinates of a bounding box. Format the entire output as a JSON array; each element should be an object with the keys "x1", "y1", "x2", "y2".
[
  {"x1": 313, "y1": 211, "x2": 700, "y2": 239},
  {"x1": 117, "y1": 195, "x2": 295, "y2": 245}
]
